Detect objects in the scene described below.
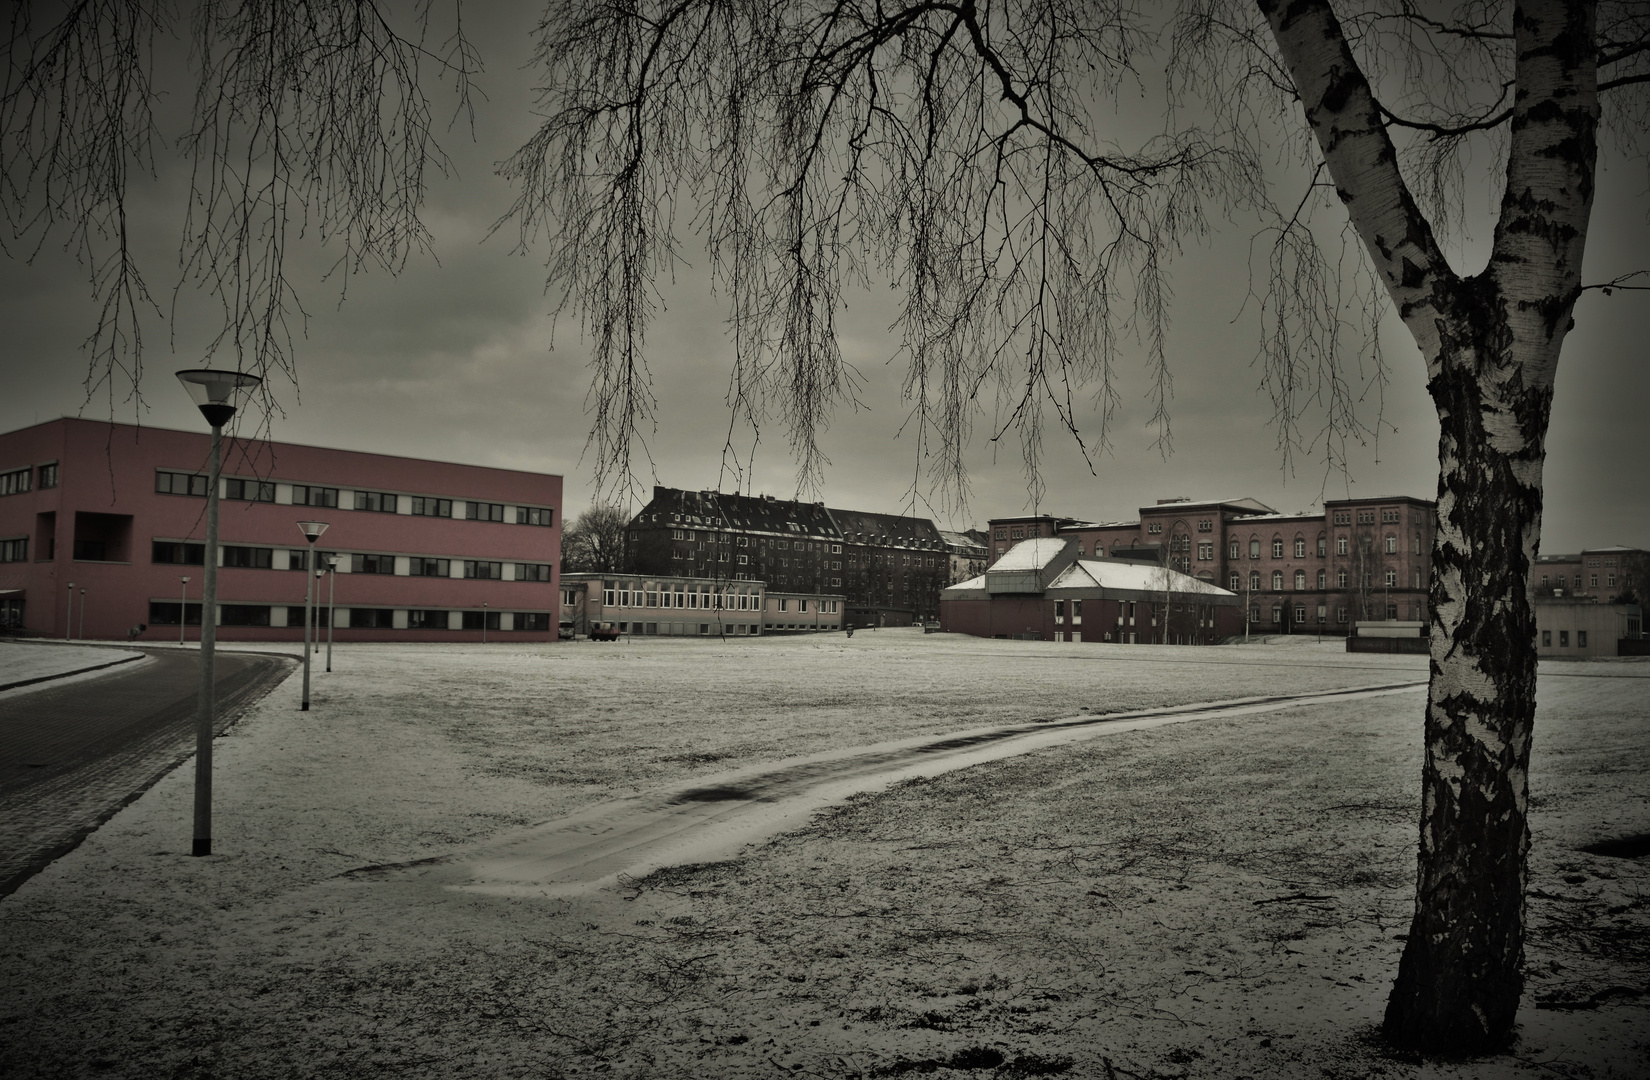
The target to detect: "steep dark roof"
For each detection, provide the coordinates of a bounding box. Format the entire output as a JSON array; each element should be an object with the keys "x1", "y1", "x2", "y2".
[{"x1": 826, "y1": 506, "x2": 945, "y2": 549}]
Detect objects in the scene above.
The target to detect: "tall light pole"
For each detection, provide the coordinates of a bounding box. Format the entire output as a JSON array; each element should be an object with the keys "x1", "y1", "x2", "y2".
[
  {"x1": 64, "y1": 582, "x2": 74, "y2": 640},
  {"x1": 481, "y1": 601, "x2": 488, "y2": 644},
  {"x1": 180, "y1": 576, "x2": 191, "y2": 645},
  {"x1": 325, "y1": 555, "x2": 337, "y2": 673},
  {"x1": 314, "y1": 567, "x2": 325, "y2": 653},
  {"x1": 176, "y1": 367, "x2": 262, "y2": 857},
  {"x1": 296, "y1": 521, "x2": 329, "y2": 710},
  {"x1": 78, "y1": 587, "x2": 87, "y2": 639}
]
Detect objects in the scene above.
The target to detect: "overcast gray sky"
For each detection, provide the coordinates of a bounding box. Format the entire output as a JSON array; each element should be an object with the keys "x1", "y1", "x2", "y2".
[{"x1": 2, "y1": 5, "x2": 1645, "y2": 552}]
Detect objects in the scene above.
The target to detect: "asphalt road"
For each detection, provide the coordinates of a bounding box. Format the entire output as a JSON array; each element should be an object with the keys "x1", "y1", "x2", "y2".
[{"x1": 0, "y1": 647, "x2": 296, "y2": 897}]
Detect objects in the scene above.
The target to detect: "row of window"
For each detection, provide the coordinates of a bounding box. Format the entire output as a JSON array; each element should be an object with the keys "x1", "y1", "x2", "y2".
[
  {"x1": 1543, "y1": 571, "x2": 1630, "y2": 590},
  {"x1": 147, "y1": 602, "x2": 551, "y2": 631},
  {"x1": 1, "y1": 462, "x2": 57, "y2": 495},
  {"x1": 1542, "y1": 630, "x2": 1588, "y2": 648},
  {"x1": 155, "y1": 472, "x2": 553, "y2": 525},
  {"x1": 150, "y1": 540, "x2": 550, "y2": 580},
  {"x1": 601, "y1": 584, "x2": 764, "y2": 611},
  {"x1": 1331, "y1": 508, "x2": 1403, "y2": 525},
  {"x1": 1230, "y1": 568, "x2": 1421, "y2": 591},
  {"x1": 0, "y1": 537, "x2": 27, "y2": 562}
]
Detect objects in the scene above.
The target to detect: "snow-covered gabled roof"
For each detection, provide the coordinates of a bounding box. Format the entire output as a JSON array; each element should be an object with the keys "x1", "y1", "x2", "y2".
[
  {"x1": 1046, "y1": 559, "x2": 1239, "y2": 604},
  {"x1": 988, "y1": 537, "x2": 1067, "y2": 572}
]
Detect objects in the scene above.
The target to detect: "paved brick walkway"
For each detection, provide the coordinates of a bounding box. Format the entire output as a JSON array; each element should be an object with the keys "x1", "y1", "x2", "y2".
[{"x1": 0, "y1": 648, "x2": 296, "y2": 896}]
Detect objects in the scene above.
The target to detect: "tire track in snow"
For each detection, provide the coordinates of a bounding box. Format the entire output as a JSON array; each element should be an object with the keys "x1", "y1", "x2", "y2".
[{"x1": 344, "y1": 681, "x2": 1426, "y2": 898}]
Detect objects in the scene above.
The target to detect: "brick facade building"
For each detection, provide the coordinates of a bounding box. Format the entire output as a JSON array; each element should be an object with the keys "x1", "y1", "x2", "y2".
[
  {"x1": 990, "y1": 494, "x2": 1437, "y2": 636},
  {"x1": 626, "y1": 487, "x2": 950, "y2": 627},
  {"x1": 0, "y1": 418, "x2": 562, "y2": 641}
]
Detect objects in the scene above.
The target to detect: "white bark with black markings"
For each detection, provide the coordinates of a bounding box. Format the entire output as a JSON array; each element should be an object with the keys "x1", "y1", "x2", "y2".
[{"x1": 1259, "y1": 0, "x2": 1598, "y2": 1052}]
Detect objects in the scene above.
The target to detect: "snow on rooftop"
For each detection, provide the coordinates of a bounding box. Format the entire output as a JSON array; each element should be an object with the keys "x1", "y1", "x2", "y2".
[
  {"x1": 1050, "y1": 559, "x2": 1236, "y2": 598},
  {"x1": 988, "y1": 537, "x2": 1068, "y2": 572}
]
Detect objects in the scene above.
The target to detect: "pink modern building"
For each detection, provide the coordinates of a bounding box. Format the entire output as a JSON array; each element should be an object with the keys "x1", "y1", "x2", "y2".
[{"x1": 0, "y1": 418, "x2": 561, "y2": 642}]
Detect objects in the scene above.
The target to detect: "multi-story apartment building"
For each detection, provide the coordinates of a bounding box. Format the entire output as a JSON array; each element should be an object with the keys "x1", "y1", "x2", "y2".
[
  {"x1": 990, "y1": 493, "x2": 1436, "y2": 636},
  {"x1": 939, "y1": 529, "x2": 989, "y2": 585},
  {"x1": 626, "y1": 486, "x2": 951, "y2": 626},
  {"x1": 0, "y1": 418, "x2": 561, "y2": 641}
]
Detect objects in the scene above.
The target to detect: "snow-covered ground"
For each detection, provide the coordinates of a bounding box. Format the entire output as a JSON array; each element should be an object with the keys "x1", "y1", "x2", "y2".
[
  {"x1": 0, "y1": 640, "x2": 140, "y2": 687},
  {"x1": 0, "y1": 632, "x2": 1643, "y2": 1078}
]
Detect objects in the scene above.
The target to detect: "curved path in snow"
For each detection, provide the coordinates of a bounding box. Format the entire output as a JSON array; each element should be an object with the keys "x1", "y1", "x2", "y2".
[{"x1": 346, "y1": 680, "x2": 1427, "y2": 898}]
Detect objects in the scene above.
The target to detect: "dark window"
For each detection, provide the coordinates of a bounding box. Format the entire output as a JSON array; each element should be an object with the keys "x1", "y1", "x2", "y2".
[
  {"x1": 515, "y1": 612, "x2": 550, "y2": 631},
  {"x1": 464, "y1": 560, "x2": 502, "y2": 580},
  {"x1": 410, "y1": 496, "x2": 453, "y2": 517},
  {"x1": 220, "y1": 604, "x2": 271, "y2": 627},
  {"x1": 349, "y1": 608, "x2": 396, "y2": 629},
  {"x1": 289, "y1": 549, "x2": 337, "y2": 572},
  {"x1": 286, "y1": 606, "x2": 325, "y2": 629},
  {"x1": 0, "y1": 467, "x2": 32, "y2": 496},
  {"x1": 73, "y1": 540, "x2": 108, "y2": 561},
  {"x1": 0, "y1": 537, "x2": 26, "y2": 562},
  {"x1": 37, "y1": 463, "x2": 57, "y2": 489},
  {"x1": 156, "y1": 471, "x2": 208, "y2": 497},
  {"x1": 152, "y1": 541, "x2": 206, "y2": 565},
  {"x1": 515, "y1": 563, "x2": 552, "y2": 582},
  {"x1": 1559, "y1": 630, "x2": 1569, "y2": 647},
  {"x1": 1542, "y1": 629, "x2": 1552, "y2": 647},
  {"x1": 462, "y1": 610, "x2": 502, "y2": 631},
  {"x1": 149, "y1": 601, "x2": 203, "y2": 626},
  {"x1": 408, "y1": 557, "x2": 451, "y2": 577},
  {"x1": 1578, "y1": 630, "x2": 1588, "y2": 648},
  {"x1": 222, "y1": 546, "x2": 273, "y2": 569},
  {"x1": 292, "y1": 485, "x2": 339, "y2": 508},
  {"x1": 351, "y1": 553, "x2": 396, "y2": 574},
  {"x1": 354, "y1": 490, "x2": 398, "y2": 513},
  {"x1": 407, "y1": 609, "x2": 448, "y2": 630},
  {"x1": 467, "y1": 501, "x2": 505, "y2": 522},
  {"x1": 516, "y1": 506, "x2": 554, "y2": 526},
  {"x1": 224, "y1": 478, "x2": 275, "y2": 502}
]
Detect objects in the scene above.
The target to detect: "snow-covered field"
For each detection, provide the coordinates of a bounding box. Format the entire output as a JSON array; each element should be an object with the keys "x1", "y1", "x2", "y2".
[
  {"x1": 0, "y1": 632, "x2": 1644, "y2": 1078},
  {"x1": 0, "y1": 640, "x2": 140, "y2": 687}
]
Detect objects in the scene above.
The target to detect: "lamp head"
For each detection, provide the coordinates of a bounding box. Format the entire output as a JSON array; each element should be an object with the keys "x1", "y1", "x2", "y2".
[
  {"x1": 176, "y1": 369, "x2": 262, "y2": 428},
  {"x1": 325, "y1": 555, "x2": 338, "y2": 570},
  {"x1": 181, "y1": 576, "x2": 190, "y2": 583},
  {"x1": 296, "y1": 520, "x2": 329, "y2": 543}
]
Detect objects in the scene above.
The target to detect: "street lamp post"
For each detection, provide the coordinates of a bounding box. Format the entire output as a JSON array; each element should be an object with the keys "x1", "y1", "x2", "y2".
[
  {"x1": 78, "y1": 587, "x2": 87, "y2": 639},
  {"x1": 176, "y1": 367, "x2": 262, "y2": 857},
  {"x1": 314, "y1": 567, "x2": 325, "y2": 653},
  {"x1": 180, "y1": 576, "x2": 191, "y2": 645},
  {"x1": 482, "y1": 601, "x2": 488, "y2": 644},
  {"x1": 296, "y1": 521, "x2": 329, "y2": 710},
  {"x1": 325, "y1": 556, "x2": 337, "y2": 673},
  {"x1": 64, "y1": 582, "x2": 74, "y2": 640}
]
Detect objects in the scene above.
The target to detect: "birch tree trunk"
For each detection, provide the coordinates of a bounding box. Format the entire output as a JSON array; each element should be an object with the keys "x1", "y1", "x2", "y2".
[{"x1": 1259, "y1": 0, "x2": 1599, "y2": 1052}]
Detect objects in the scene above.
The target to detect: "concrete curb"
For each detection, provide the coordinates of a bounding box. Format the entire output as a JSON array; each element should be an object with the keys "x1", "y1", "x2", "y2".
[{"x1": 0, "y1": 650, "x2": 146, "y2": 693}]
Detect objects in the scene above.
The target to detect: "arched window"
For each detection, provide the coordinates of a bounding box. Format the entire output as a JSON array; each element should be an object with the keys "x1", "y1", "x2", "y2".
[
  {"x1": 1272, "y1": 570, "x2": 1284, "y2": 591},
  {"x1": 1074, "y1": 542, "x2": 1085, "y2": 556},
  {"x1": 1229, "y1": 538, "x2": 1240, "y2": 560},
  {"x1": 1249, "y1": 539, "x2": 1261, "y2": 559},
  {"x1": 1317, "y1": 535, "x2": 1327, "y2": 557},
  {"x1": 1272, "y1": 538, "x2": 1284, "y2": 558},
  {"x1": 1294, "y1": 570, "x2": 1306, "y2": 590},
  {"x1": 1249, "y1": 571, "x2": 1262, "y2": 591},
  {"x1": 1294, "y1": 538, "x2": 1306, "y2": 558},
  {"x1": 1230, "y1": 572, "x2": 1241, "y2": 590}
]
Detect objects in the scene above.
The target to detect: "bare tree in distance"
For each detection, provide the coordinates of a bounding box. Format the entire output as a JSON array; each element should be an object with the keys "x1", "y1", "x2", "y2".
[
  {"x1": 561, "y1": 503, "x2": 631, "y2": 574},
  {"x1": 499, "y1": 0, "x2": 1649, "y2": 1051}
]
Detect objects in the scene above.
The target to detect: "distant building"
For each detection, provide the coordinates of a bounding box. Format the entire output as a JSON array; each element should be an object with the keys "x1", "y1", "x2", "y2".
[
  {"x1": 626, "y1": 486, "x2": 951, "y2": 627},
  {"x1": 990, "y1": 494, "x2": 1437, "y2": 637},
  {"x1": 0, "y1": 418, "x2": 561, "y2": 641},
  {"x1": 1535, "y1": 597, "x2": 1643, "y2": 658},
  {"x1": 941, "y1": 537, "x2": 1242, "y2": 643},
  {"x1": 559, "y1": 572, "x2": 771, "y2": 637},
  {"x1": 939, "y1": 528, "x2": 989, "y2": 585}
]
